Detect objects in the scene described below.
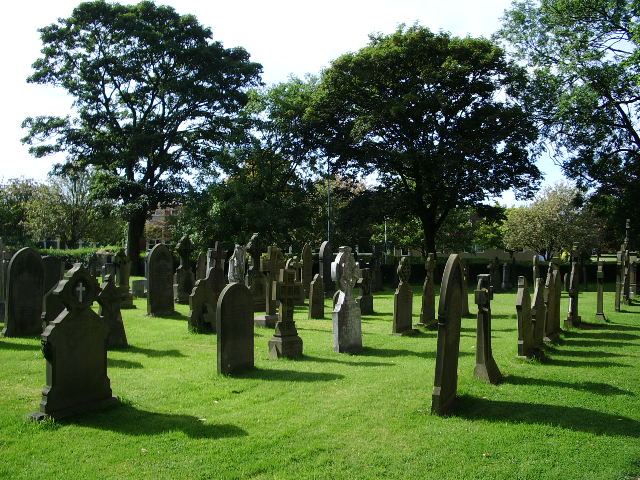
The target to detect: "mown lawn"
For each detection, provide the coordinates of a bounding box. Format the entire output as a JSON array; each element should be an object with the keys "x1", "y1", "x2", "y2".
[{"x1": 0, "y1": 279, "x2": 638, "y2": 480}]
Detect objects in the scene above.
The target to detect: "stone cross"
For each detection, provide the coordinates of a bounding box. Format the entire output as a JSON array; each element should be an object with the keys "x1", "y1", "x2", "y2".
[
  {"x1": 564, "y1": 244, "x2": 582, "y2": 328},
  {"x1": 392, "y1": 257, "x2": 417, "y2": 335},
  {"x1": 474, "y1": 274, "x2": 502, "y2": 384},
  {"x1": 595, "y1": 261, "x2": 607, "y2": 321},
  {"x1": 331, "y1": 246, "x2": 363, "y2": 353},
  {"x1": 285, "y1": 256, "x2": 305, "y2": 305},
  {"x1": 256, "y1": 246, "x2": 285, "y2": 327},
  {"x1": 209, "y1": 241, "x2": 227, "y2": 274},
  {"x1": 268, "y1": 268, "x2": 303, "y2": 359},
  {"x1": 75, "y1": 281, "x2": 86, "y2": 303},
  {"x1": 419, "y1": 253, "x2": 436, "y2": 329}
]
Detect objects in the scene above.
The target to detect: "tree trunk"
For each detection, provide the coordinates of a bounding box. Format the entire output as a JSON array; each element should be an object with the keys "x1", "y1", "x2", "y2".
[
  {"x1": 127, "y1": 211, "x2": 147, "y2": 275},
  {"x1": 419, "y1": 211, "x2": 437, "y2": 255}
]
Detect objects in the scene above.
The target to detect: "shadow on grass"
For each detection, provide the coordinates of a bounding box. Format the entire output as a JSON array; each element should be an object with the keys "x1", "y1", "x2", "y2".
[
  {"x1": 603, "y1": 323, "x2": 640, "y2": 332},
  {"x1": 0, "y1": 340, "x2": 41, "y2": 351},
  {"x1": 503, "y1": 374, "x2": 633, "y2": 396},
  {"x1": 543, "y1": 357, "x2": 631, "y2": 368},
  {"x1": 108, "y1": 358, "x2": 144, "y2": 369},
  {"x1": 303, "y1": 354, "x2": 394, "y2": 367},
  {"x1": 565, "y1": 331, "x2": 640, "y2": 341},
  {"x1": 358, "y1": 346, "x2": 470, "y2": 359},
  {"x1": 146, "y1": 312, "x2": 189, "y2": 321},
  {"x1": 126, "y1": 345, "x2": 187, "y2": 358},
  {"x1": 72, "y1": 404, "x2": 247, "y2": 439},
  {"x1": 236, "y1": 367, "x2": 344, "y2": 382},
  {"x1": 562, "y1": 339, "x2": 636, "y2": 349},
  {"x1": 453, "y1": 395, "x2": 639, "y2": 438},
  {"x1": 543, "y1": 346, "x2": 627, "y2": 358}
]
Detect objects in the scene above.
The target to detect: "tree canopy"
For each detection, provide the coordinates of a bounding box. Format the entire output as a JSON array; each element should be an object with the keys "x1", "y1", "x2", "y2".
[
  {"x1": 499, "y1": 0, "x2": 640, "y2": 239},
  {"x1": 21, "y1": 1, "x2": 262, "y2": 268},
  {"x1": 305, "y1": 25, "x2": 541, "y2": 253}
]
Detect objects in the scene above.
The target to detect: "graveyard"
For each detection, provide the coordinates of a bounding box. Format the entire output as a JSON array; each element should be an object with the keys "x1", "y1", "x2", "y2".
[{"x1": 0, "y1": 252, "x2": 639, "y2": 479}]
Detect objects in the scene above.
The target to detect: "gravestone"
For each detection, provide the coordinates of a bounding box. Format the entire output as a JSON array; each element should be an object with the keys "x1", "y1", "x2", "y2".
[
  {"x1": 268, "y1": 269, "x2": 304, "y2": 359},
  {"x1": 331, "y1": 246, "x2": 362, "y2": 353},
  {"x1": 101, "y1": 262, "x2": 116, "y2": 283},
  {"x1": 356, "y1": 267, "x2": 374, "y2": 315},
  {"x1": 532, "y1": 255, "x2": 540, "y2": 285},
  {"x1": 563, "y1": 272, "x2": 570, "y2": 292},
  {"x1": 370, "y1": 245, "x2": 383, "y2": 292},
  {"x1": 501, "y1": 262, "x2": 511, "y2": 291},
  {"x1": 285, "y1": 256, "x2": 304, "y2": 305},
  {"x1": 227, "y1": 244, "x2": 246, "y2": 284},
  {"x1": 622, "y1": 245, "x2": 631, "y2": 305},
  {"x1": 256, "y1": 246, "x2": 285, "y2": 328},
  {"x1": 131, "y1": 279, "x2": 146, "y2": 298},
  {"x1": 418, "y1": 253, "x2": 436, "y2": 329},
  {"x1": 245, "y1": 233, "x2": 267, "y2": 312},
  {"x1": 431, "y1": 254, "x2": 465, "y2": 416},
  {"x1": 543, "y1": 260, "x2": 562, "y2": 343},
  {"x1": 217, "y1": 283, "x2": 254, "y2": 374},
  {"x1": 188, "y1": 268, "x2": 218, "y2": 334},
  {"x1": 531, "y1": 278, "x2": 546, "y2": 351},
  {"x1": 0, "y1": 238, "x2": 5, "y2": 319},
  {"x1": 392, "y1": 257, "x2": 417, "y2": 335},
  {"x1": 319, "y1": 241, "x2": 335, "y2": 297},
  {"x1": 301, "y1": 243, "x2": 313, "y2": 299},
  {"x1": 474, "y1": 274, "x2": 502, "y2": 384},
  {"x1": 114, "y1": 249, "x2": 134, "y2": 309},
  {"x1": 461, "y1": 259, "x2": 470, "y2": 316},
  {"x1": 42, "y1": 264, "x2": 72, "y2": 328},
  {"x1": 29, "y1": 264, "x2": 118, "y2": 420},
  {"x1": 173, "y1": 235, "x2": 194, "y2": 304},
  {"x1": 516, "y1": 276, "x2": 542, "y2": 359},
  {"x1": 595, "y1": 261, "x2": 607, "y2": 321},
  {"x1": 209, "y1": 241, "x2": 227, "y2": 294},
  {"x1": 42, "y1": 256, "x2": 64, "y2": 295},
  {"x1": 615, "y1": 250, "x2": 623, "y2": 312},
  {"x1": 3, "y1": 247, "x2": 44, "y2": 337},
  {"x1": 97, "y1": 274, "x2": 128, "y2": 349},
  {"x1": 308, "y1": 273, "x2": 325, "y2": 319},
  {"x1": 630, "y1": 253, "x2": 637, "y2": 298},
  {"x1": 564, "y1": 248, "x2": 582, "y2": 329},
  {"x1": 147, "y1": 243, "x2": 175, "y2": 316},
  {"x1": 195, "y1": 251, "x2": 208, "y2": 281},
  {"x1": 488, "y1": 257, "x2": 500, "y2": 290}
]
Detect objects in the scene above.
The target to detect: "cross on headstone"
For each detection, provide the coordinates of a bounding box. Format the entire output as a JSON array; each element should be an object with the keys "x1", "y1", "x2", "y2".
[
  {"x1": 259, "y1": 246, "x2": 285, "y2": 318},
  {"x1": 210, "y1": 241, "x2": 226, "y2": 272},
  {"x1": 268, "y1": 268, "x2": 304, "y2": 359},
  {"x1": 75, "y1": 281, "x2": 86, "y2": 303},
  {"x1": 273, "y1": 269, "x2": 302, "y2": 324}
]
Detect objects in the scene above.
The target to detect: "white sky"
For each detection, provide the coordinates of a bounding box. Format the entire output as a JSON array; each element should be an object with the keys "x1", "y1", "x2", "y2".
[{"x1": 0, "y1": 0, "x2": 564, "y2": 205}]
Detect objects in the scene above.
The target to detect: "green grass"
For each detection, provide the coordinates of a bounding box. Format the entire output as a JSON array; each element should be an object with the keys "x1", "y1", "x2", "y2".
[{"x1": 0, "y1": 280, "x2": 639, "y2": 480}]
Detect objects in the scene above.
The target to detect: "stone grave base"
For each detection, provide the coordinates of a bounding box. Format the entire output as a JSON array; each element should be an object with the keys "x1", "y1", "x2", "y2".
[
  {"x1": 563, "y1": 315, "x2": 582, "y2": 329},
  {"x1": 595, "y1": 313, "x2": 608, "y2": 322},
  {"x1": 28, "y1": 395, "x2": 120, "y2": 421},
  {"x1": 414, "y1": 321, "x2": 437, "y2": 330},
  {"x1": 357, "y1": 297, "x2": 374, "y2": 315},
  {"x1": 268, "y1": 335, "x2": 303, "y2": 359},
  {"x1": 254, "y1": 314, "x2": 278, "y2": 328},
  {"x1": 392, "y1": 328, "x2": 420, "y2": 336}
]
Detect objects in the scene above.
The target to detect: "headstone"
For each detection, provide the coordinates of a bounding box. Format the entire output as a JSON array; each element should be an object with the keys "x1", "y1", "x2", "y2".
[
  {"x1": 268, "y1": 269, "x2": 304, "y2": 359},
  {"x1": 114, "y1": 249, "x2": 134, "y2": 309},
  {"x1": 461, "y1": 259, "x2": 470, "y2": 316},
  {"x1": 88, "y1": 252, "x2": 100, "y2": 277},
  {"x1": 209, "y1": 241, "x2": 228, "y2": 295},
  {"x1": 101, "y1": 262, "x2": 116, "y2": 283},
  {"x1": 97, "y1": 274, "x2": 128, "y2": 349},
  {"x1": 146, "y1": 243, "x2": 175, "y2": 316},
  {"x1": 563, "y1": 272, "x2": 570, "y2": 292},
  {"x1": 516, "y1": 276, "x2": 542, "y2": 359},
  {"x1": 595, "y1": 261, "x2": 607, "y2": 321},
  {"x1": 543, "y1": 260, "x2": 562, "y2": 343},
  {"x1": 418, "y1": 253, "x2": 436, "y2": 329},
  {"x1": 195, "y1": 251, "x2": 208, "y2": 281},
  {"x1": 188, "y1": 267, "x2": 218, "y2": 334},
  {"x1": 488, "y1": 257, "x2": 500, "y2": 290},
  {"x1": 331, "y1": 247, "x2": 362, "y2": 353},
  {"x1": 131, "y1": 279, "x2": 146, "y2": 298},
  {"x1": 227, "y1": 244, "x2": 246, "y2": 284},
  {"x1": 501, "y1": 262, "x2": 511, "y2": 290},
  {"x1": 370, "y1": 245, "x2": 383, "y2": 292},
  {"x1": 245, "y1": 233, "x2": 267, "y2": 312},
  {"x1": 564, "y1": 247, "x2": 582, "y2": 328},
  {"x1": 532, "y1": 255, "x2": 540, "y2": 285},
  {"x1": 42, "y1": 264, "x2": 72, "y2": 328},
  {"x1": 0, "y1": 238, "x2": 5, "y2": 320},
  {"x1": 301, "y1": 243, "x2": 313, "y2": 299},
  {"x1": 42, "y1": 256, "x2": 64, "y2": 294},
  {"x1": 630, "y1": 254, "x2": 637, "y2": 298},
  {"x1": 392, "y1": 257, "x2": 417, "y2": 335},
  {"x1": 285, "y1": 256, "x2": 304, "y2": 305},
  {"x1": 256, "y1": 245, "x2": 284, "y2": 328},
  {"x1": 356, "y1": 267, "x2": 374, "y2": 315},
  {"x1": 531, "y1": 278, "x2": 546, "y2": 351},
  {"x1": 622, "y1": 245, "x2": 631, "y2": 305},
  {"x1": 615, "y1": 250, "x2": 623, "y2": 312},
  {"x1": 29, "y1": 264, "x2": 119, "y2": 420},
  {"x1": 474, "y1": 274, "x2": 502, "y2": 384},
  {"x1": 173, "y1": 235, "x2": 194, "y2": 304},
  {"x1": 308, "y1": 274, "x2": 325, "y2": 319},
  {"x1": 431, "y1": 254, "x2": 465, "y2": 416},
  {"x1": 217, "y1": 283, "x2": 254, "y2": 374},
  {"x1": 319, "y1": 241, "x2": 335, "y2": 297},
  {"x1": 3, "y1": 247, "x2": 44, "y2": 337}
]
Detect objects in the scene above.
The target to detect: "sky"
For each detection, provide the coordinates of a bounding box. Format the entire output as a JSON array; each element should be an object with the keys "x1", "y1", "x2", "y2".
[{"x1": 0, "y1": 0, "x2": 564, "y2": 205}]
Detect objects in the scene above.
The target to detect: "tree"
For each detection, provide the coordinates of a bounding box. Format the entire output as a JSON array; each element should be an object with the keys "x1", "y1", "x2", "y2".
[
  {"x1": 21, "y1": 1, "x2": 262, "y2": 271},
  {"x1": 306, "y1": 25, "x2": 541, "y2": 253},
  {"x1": 0, "y1": 178, "x2": 40, "y2": 246},
  {"x1": 498, "y1": 0, "x2": 640, "y2": 241},
  {"x1": 503, "y1": 183, "x2": 604, "y2": 259}
]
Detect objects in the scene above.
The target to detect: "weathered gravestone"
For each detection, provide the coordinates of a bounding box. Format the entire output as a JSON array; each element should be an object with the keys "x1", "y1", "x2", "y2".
[
  {"x1": 188, "y1": 268, "x2": 218, "y2": 334},
  {"x1": 543, "y1": 260, "x2": 562, "y2": 343},
  {"x1": 564, "y1": 254, "x2": 582, "y2": 329},
  {"x1": 101, "y1": 261, "x2": 116, "y2": 284},
  {"x1": 0, "y1": 238, "x2": 5, "y2": 320},
  {"x1": 29, "y1": 264, "x2": 119, "y2": 420},
  {"x1": 256, "y1": 246, "x2": 285, "y2": 328},
  {"x1": 228, "y1": 245, "x2": 246, "y2": 284},
  {"x1": 331, "y1": 247, "x2": 362, "y2": 353},
  {"x1": 195, "y1": 251, "x2": 208, "y2": 281},
  {"x1": 97, "y1": 274, "x2": 128, "y2": 349},
  {"x1": 474, "y1": 274, "x2": 502, "y2": 384},
  {"x1": 41, "y1": 256, "x2": 65, "y2": 327},
  {"x1": 3, "y1": 247, "x2": 44, "y2": 337},
  {"x1": 392, "y1": 257, "x2": 417, "y2": 335},
  {"x1": 595, "y1": 261, "x2": 607, "y2": 321},
  {"x1": 501, "y1": 262, "x2": 511, "y2": 291},
  {"x1": 285, "y1": 256, "x2": 304, "y2": 305},
  {"x1": 532, "y1": 255, "x2": 540, "y2": 285},
  {"x1": 217, "y1": 283, "x2": 254, "y2": 374},
  {"x1": 629, "y1": 253, "x2": 637, "y2": 298},
  {"x1": 308, "y1": 273, "x2": 325, "y2": 319},
  {"x1": 131, "y1": 279, "x2": 146, "y2": 298},
  {"x1": 431, "y1": 254, "x2": 465, "y2": 416},
  {"x1": 173, "y1": 235, "x2": 195, "y2": 304},
  {"x1": 563, "y1": 272, "x2": 570, "y2": 293},
  {"x1": 516, "y1": 276, "x2": 543, "y2": 359},
  {"x1": 301, "y1": 243, "x2": 313, "y2": 299},
  {"x1": 245, "y1": 233, "x2": 267, "y2": 312},
  {"x1": 615, "y1": 250, "x2": 623, "y2": 312},
  {"x1": 42, "y1": 264, "x2": 72, "y2": 328},
  {"x1": 319, "y1": 241, "x2": 335, "y2": 297},
  {"x1": 147, "y1": 243, "x2": 175, "y2": 316},
  {"x1": 356, "y1": 267, "x2": 374, "y2": 315},
  {"x1": 461, "y1": 259, "x2": 470, "y2": 316},
  {"x1": 268, "y1": 269, "x2": 304, "y2": 359},
  {"x1": 418, "y1": 253, "x2": 436, "y2": 329},
  {"x1": 488, "y1": 257, "x2": 500, "y2": 291},
  {"x1": 531, "y1": 278, "x2": 547, "y2": 351},
  {"x1": 370, "y1": 245, "x2": 383, "y2": 292},
  {"x1": 208, "y1": 241, "x2": 227, "y2": 294},
  {"x1": 114, "y1": 249, "x2": 134, "y2": 309}
]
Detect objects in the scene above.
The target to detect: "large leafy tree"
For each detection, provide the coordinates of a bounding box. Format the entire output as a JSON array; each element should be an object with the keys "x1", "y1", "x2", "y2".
[
  {"x1": 306, "y1": 25, "x2": 541, "y2": 253},
  {"x1": 0, "y1": 178, "x2": 40, "y2": 246},
  {"x1": 21, "y1": 1, "x2": 262, "y2": 271},
  {"x1": 499, "y1": 0, "x2": 640, "y2": 241}
]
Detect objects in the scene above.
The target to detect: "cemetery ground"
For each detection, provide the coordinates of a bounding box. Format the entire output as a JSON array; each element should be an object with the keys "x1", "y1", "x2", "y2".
[{"x1": 0, "y1": 282, "x2": 638, "y2": 480}]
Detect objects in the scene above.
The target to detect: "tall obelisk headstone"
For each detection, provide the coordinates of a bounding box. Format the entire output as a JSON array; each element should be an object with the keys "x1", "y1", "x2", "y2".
[
  {"x1": 595, "y1": 261, "x2": 607, "y2": 321},
  {"x1": 319, "y1": 241, "x2": 334, "y2": 297},
  {"x1": 331, "y1": 246, "x2": 362, "y2": 353}
]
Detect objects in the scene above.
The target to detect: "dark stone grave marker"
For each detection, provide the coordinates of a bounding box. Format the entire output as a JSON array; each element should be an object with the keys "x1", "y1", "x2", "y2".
[
  {"x1": 147, "y1": 243, "x2": 175, "y2": 316},
  {"x1": 3, "y1": 247, "x2": 44, "y2": 337},
  {"x1": 474, "y1": 274, "x2": 502, "y2": 384},
  {"x1": 97, "y1": 273, "x2": 128, "y2": 349},
  {"x1": 331, "y1": 246, "x2": 362, "y2": 353},
  {"x1": 418, "y1": 253, "x2": 436, "y2": 329},
  {"x1": 308, "y1": 274, "x2": 325, "y2": 319},
  {"x1": 217, "y1": 283, "x2": 254, "y2": 374},
  {"x1": 268, "y1": 269, "x2": 303, "y2": 359},
  {"x1": 392, "y1": 257, "x2": 417, "y2": 335}
]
